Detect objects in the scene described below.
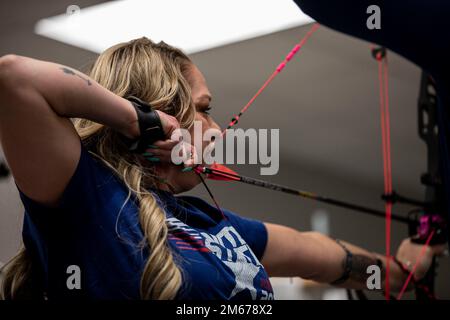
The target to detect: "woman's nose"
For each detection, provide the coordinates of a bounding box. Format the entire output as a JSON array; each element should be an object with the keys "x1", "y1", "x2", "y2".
[
  {"x1": 204, "y1": 115, "x2": 221, "y2": 132},
  {"x1": 211, "y1": 120, "x2": 222, "y2": 132}
]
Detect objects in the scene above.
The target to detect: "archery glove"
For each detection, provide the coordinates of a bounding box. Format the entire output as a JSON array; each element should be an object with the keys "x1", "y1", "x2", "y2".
[{"x1": 123, "y1": 96, "x2": 165, "y2": 153}]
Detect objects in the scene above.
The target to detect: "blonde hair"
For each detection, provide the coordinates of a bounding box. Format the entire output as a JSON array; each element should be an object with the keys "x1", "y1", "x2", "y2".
[{"x1": 1, "y1": 37, "x2": 196, "y2": 300}]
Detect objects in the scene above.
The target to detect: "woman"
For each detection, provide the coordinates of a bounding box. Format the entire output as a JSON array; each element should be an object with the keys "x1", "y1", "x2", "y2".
[{"x1": 0, "y1": 38, "x2": 442, "y2": 300}]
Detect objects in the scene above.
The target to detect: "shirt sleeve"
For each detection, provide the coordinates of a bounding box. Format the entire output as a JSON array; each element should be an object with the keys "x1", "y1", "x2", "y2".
[
  {"x1": 16, "y1": 141, "x2": 145, "y2": 299},
  {"x1": 17, "y1": 140, "x2": 120, "y2": 222},
  {"x1": 222, "y1": 209, "x2": 268, "y2": 262}
]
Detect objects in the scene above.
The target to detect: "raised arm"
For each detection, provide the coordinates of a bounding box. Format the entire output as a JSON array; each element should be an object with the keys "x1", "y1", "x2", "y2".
[{"x1": 0, "y1": 54, "x2": 139, "y2": 207}]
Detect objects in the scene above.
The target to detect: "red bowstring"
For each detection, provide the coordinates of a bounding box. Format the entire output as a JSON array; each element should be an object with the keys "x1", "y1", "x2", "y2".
[
  {"x1": 198, "y1": 24, "x2": 320, "y2": 220},
  {"x1": 374, "y1": 48, "x2": 393, "y2": 300},
  {"x1": 222, "y1": 23, "x2": 320, "y2": 137}
]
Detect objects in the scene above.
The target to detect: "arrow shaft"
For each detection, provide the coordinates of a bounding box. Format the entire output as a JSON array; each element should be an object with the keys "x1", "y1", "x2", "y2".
[{"x1": 202, "y1": 166, "x2": 411, "y2": 224}]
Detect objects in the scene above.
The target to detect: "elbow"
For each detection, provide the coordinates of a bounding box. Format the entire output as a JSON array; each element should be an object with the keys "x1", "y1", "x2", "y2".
[
  {"x1": 0, "y1": 55, "x2": 30, "y2": 116},
  {"x1": 0, "y1": 54, "x2": 24, "y2": 88}
]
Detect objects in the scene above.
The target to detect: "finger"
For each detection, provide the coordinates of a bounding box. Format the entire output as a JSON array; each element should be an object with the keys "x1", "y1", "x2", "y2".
[
  {"x1": 155, "y1": 111, "x2": 180, "y2": 137},
  {"x1": 148, "y1": 139, "x2": 179, "y2": 151},
  {"x1": 175, "y1": 144, "x2": 199, "y2": 170},
  {"x1": 430, "y1": 243, "x2": 447, "y2": 256},
  {"x1": 144, "y1": 141, "x2": 197, "y2": 167},
  {"x1": 183, "y1": 157, "x2": 196, "y2": 168},
  {"x1": 142, "y1": 149, "x2": 173, "y2": 164},
  {"x1": 184, "y1": 143, "x2": 199, "y2": 167}
]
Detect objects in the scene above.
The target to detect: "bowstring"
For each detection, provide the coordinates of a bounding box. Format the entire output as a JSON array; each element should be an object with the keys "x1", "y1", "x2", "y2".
[{"x1": 198, "y1": 23, "x2": 320, "y2": 220}]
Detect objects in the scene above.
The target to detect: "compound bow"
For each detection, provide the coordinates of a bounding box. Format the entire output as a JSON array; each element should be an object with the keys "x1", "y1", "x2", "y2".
[{"x1": 194, "y1": 24, "x2": 447, "y2": 301}]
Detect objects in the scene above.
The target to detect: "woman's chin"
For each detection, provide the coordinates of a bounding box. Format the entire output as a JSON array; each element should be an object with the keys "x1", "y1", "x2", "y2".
[{"x1": 171, "y1": 174, "x2": 202, "y2": 194}]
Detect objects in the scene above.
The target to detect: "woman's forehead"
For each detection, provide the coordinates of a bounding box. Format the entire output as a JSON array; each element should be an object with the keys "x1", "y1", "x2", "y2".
[{"x1": 186, "y1": 65, "x2": 212, "y2": 103}]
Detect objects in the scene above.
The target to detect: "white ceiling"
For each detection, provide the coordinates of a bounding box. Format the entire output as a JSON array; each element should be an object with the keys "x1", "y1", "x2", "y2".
[{"x1": 35, "y1": 0, "x2": 313, "y2": 54}]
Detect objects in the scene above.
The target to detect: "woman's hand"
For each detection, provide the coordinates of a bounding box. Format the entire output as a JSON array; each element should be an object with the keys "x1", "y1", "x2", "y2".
[
  {"x1": 395, "y1": 237, "x2": 446, "y2": 281},
  {"x1": 123, "y1": 108, "x2": 180, "y2": 139},
  {"x1": 142, "y1": 138, "x2": 197, "y2": 168},
  {"x1": 128, "y1": 109, "x2": 196, "y2": 169},
  {"x1": 156, "y1": 110, "x2": 181, "y2": 139}
]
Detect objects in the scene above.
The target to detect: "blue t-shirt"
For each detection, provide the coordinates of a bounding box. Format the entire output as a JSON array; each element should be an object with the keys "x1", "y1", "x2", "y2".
[{"x1": 18, "y1": 143, "x2": 274, "y2": 300}]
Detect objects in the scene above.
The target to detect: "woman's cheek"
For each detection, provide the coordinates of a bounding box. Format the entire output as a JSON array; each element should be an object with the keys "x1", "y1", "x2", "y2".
[{"x1": 190, "y1": 114, "x2": 221, "y2": 153}]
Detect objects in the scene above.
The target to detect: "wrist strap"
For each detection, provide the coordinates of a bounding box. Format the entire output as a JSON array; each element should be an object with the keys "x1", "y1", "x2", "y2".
[
  {"x1": 126, "y1": 96, "x2": 165, "y2": 153},
  {"x1": 331, "y1": 239, "x2": 353, "y2": 285}
]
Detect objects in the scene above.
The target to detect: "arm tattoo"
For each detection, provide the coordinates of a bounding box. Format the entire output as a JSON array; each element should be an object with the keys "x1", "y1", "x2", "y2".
[
  {"x1": 332, "y1": 239, "x2": 385, "y2": 286},
  {"x1": 348, "y1": 254, "x2": 381, "y2": 283},
  {"x1": 60, "y1": 67, "x2": 92, "y2": 86}
]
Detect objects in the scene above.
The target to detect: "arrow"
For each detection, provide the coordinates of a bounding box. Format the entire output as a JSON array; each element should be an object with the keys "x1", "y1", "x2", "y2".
[{"x1": 195, "y1": 163, "x2": 411, "y2": 224}]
